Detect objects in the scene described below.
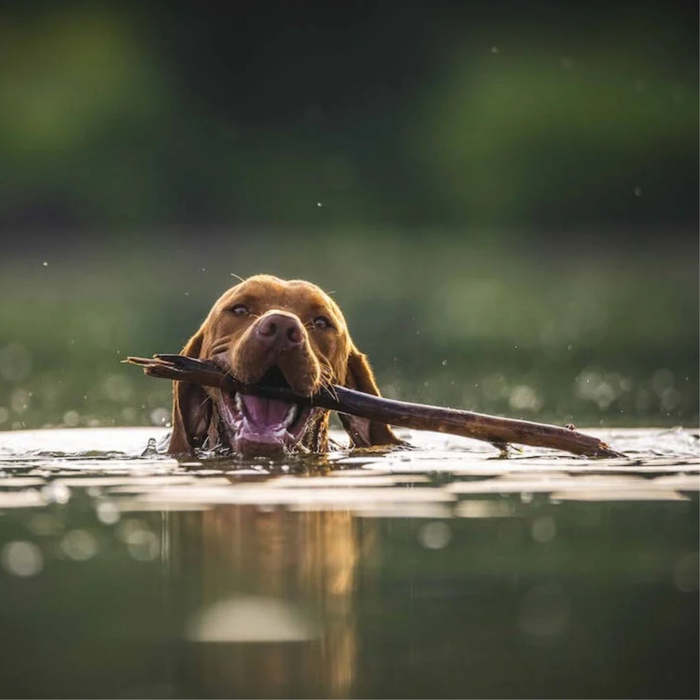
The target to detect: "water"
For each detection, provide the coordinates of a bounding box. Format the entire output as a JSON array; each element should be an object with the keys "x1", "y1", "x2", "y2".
[{"x1": 0, "y1": 427, "x2": 698, "y2": 698}]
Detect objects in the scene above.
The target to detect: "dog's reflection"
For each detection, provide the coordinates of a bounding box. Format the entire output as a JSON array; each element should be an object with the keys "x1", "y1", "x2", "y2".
[{"x1": 174, "y1": 505, "x2": 376, "y2": 697}]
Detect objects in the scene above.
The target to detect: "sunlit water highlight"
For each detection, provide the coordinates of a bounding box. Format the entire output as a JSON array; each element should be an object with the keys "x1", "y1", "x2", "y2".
[{"x1": 0, "y1": 426, "x2": 698, "y2": 698}]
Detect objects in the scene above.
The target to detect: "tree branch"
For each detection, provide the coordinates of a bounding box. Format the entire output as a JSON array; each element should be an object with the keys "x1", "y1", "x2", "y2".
[{"x1": 124, "y1": 354, "x2": 624, "y2": 458}]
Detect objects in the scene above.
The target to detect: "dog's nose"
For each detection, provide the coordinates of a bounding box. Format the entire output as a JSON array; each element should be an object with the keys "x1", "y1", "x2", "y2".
[{"x1": 255, "y1": 313, "x2": 304, "y2": 350}]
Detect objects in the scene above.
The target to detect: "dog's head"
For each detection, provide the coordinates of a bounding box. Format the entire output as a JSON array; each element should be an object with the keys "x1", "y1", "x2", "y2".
[{"x1": 168, "y1": 275, "x2": 399, "y2": 456}]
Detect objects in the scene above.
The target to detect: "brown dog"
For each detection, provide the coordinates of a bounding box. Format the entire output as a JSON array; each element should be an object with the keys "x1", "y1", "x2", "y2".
[{"x1": 168, "y1": 275, "x2": 400, "y2": 455}]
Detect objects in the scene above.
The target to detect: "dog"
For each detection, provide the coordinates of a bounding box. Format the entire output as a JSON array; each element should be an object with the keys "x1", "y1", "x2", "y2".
[{"x1": 168, "y1": 274, "x2": 400, "y2": 455}]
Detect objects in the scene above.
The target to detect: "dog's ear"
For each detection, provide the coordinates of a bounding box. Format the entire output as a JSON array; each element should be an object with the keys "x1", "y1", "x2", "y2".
[
  {"x1": 339, "y1": 346, "x2": 402, "y2": 448},
  {"x1": 168, "y1": 330, "x2": 212, "y2": 454}
]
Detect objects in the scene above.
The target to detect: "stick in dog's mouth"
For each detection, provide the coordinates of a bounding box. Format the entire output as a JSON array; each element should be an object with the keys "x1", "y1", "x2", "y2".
[{"x1": 124, "y1": 354, "x2": 625, "y2": 458}]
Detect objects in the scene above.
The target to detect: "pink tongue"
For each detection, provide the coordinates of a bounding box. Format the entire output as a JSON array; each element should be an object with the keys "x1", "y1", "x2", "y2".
[{"x1": 241, "y1": 396, "x2": 291, "y2": 427}]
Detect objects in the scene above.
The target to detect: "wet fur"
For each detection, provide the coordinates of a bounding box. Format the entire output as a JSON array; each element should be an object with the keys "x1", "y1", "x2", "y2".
[{"x1": 169, "y1": 275, "x2": 399, "y2": 455}]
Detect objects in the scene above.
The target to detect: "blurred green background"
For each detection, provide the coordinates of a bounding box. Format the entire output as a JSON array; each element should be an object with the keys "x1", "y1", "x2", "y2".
[{"x1": 0, "y1": 0, "x2": 697, "y2": 431}]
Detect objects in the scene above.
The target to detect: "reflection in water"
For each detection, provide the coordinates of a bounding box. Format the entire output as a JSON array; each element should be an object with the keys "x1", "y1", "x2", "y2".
[
  {"x1": 517, "y1": 582, "x2": 571, "y2": 638},
  {"x1": 0, "y1": 426, "x2": 697, "y2": 698},
  {"x1": 186, "y1": 596, "x2": 321, "y2": 642},
  {"x1": 173, "y1": 507, "x2": 371, "y2": 697}
]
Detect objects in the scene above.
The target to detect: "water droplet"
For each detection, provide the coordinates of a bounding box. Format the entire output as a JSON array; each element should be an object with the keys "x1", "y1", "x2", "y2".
[
  {"x1": 41, "y1": 482, "x2": 71, "y2": 505},
  {"x1": 418, "y1": 521, "x2": 451, "y2": 549},
  {"x1": 117, "y1": 519, "x2": 159, "y2": 560},
  {"x1": 96, "y1": 501, "x2": 120, "y2": 525},
  {"x1": 509, "y1": 385, "x2": 542, "y2": 412},
  {"x1": 61, "y1": 529, "x2": 98, "y2": 561},
  {"x1": 1, "y1": 541, "x2": 43, "y2": 577},
  {"x1": 63, "y1": 410, "x2": 80, "y2": 427},
  {"x1": 141, "y1": 437, "x2": 158, "y2": 456},
  {"x1": 150, "y1": 407, "x2": 169, "y2": 426},
  {"x1": 531, "y1": 516, "x2": 556, "y2": 543},
  {"x1": 127, "y1": 530, "x2": 159, "y2": 561}
]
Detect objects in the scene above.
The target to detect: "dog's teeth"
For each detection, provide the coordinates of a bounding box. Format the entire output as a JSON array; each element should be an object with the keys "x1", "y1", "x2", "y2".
[
  {"x1": 284, "y1": 404, "x2": 298, "y2": 428},
  {"x1": 235, "y1": 394, "x2": 244, "y2": 414}
]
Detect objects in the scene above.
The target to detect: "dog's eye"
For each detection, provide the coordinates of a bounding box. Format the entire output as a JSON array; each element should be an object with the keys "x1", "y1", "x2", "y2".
[
  {"x1": 312, "y1": 315, "x2": 332, "y2": 330},
  {"x1": 230, "y1": 304, "x2": 249, "y2": 316}
]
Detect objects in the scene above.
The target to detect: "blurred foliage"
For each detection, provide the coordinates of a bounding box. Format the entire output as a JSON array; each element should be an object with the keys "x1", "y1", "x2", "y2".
[
  {"x1": 0, "y1": 1, "x2": 697, "y2": 230},
  {"x1": 0, "y1": 2, "x2": 696, "y2": 431},
  {"x1": 0, "y1": 232, "x2": 696, "y2": 430}
]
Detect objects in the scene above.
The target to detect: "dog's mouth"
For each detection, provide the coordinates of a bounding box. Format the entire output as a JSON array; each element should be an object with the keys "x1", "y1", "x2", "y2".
[{"x1": 217, "y1": 366, "x2": 313, "y2": 456}]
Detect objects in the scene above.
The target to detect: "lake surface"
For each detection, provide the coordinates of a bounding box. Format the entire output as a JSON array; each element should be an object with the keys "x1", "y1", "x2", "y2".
[{"x1": 0, "y1": 426, "x2": 698, "y2": 698}]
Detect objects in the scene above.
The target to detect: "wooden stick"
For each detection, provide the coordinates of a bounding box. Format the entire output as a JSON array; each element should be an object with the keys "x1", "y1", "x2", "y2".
[{"x1": 124, "y1": 354, "x2": 625, "y2": 458}]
